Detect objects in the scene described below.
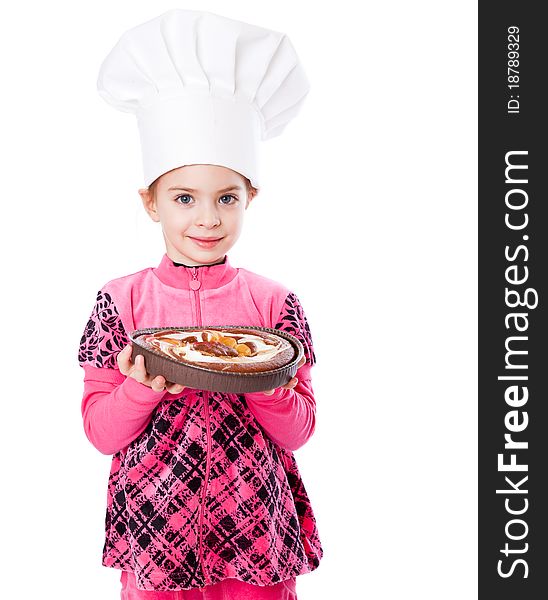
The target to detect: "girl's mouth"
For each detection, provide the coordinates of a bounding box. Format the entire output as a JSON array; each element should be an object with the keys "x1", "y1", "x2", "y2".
[{"x1": 189, "y1": 236, "x2": 224, "y2": 248}]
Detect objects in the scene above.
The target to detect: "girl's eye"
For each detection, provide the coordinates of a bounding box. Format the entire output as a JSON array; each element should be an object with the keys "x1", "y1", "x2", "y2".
[
  {"x1": 175, "y1": 194, "x2": 193, "y2": 204},
  {"x1": 219, "y1": 194, "x2": 238, "y2": 205}
]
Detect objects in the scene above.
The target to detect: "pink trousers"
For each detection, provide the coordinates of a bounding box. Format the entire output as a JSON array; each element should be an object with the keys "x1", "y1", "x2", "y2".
[{"x1": 120, "y1": 571, "x2": 297, "y2": 600}]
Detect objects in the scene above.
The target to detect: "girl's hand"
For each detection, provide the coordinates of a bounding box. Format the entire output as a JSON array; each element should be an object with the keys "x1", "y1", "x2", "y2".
[
  {"x1": 261, "y1": 356, "x2": 306, "y2": 396},
  {"x1": 117, "y1": 343, "x2": 186, "y2": 394}
]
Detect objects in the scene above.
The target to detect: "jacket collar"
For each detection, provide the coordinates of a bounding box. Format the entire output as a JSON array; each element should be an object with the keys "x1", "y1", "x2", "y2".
[{"x1": 152, "y1": 252, "x2": 238, "y2": 290}]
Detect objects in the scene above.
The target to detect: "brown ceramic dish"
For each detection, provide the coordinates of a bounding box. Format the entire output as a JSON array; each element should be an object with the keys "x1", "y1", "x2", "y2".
[{"x1": 129, "y1": 326, "x2": 304, "y2": 393}]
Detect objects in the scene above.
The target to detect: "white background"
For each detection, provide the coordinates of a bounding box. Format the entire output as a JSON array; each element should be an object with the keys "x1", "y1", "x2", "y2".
[{"x1": 0, "y1": 1, "x2": 477, "y2": 599}]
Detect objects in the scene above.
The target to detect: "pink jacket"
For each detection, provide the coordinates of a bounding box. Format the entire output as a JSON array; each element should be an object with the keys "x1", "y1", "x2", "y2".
[{"x1": 78, "y1": 253, "x2": 322, "y2": 592}]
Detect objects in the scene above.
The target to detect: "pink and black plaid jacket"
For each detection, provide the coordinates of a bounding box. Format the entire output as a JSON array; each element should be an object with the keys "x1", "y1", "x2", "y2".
[{"x1": 78, "y1": 253, "x2": 323, "y2": 591}]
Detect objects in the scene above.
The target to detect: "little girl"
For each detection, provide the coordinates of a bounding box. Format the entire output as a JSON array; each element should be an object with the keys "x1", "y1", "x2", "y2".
[{"x1": 77, "y1": 9, "x2": 322, "y2": 600}]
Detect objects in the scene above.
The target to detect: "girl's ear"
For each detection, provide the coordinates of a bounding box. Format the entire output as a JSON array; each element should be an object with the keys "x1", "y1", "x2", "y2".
[
  {"x1": 246, "y1": 187, "x2": 259, "y2": 209},
  {"x1": 139, "y1": 188, "x2": 160, "y2": 222}
]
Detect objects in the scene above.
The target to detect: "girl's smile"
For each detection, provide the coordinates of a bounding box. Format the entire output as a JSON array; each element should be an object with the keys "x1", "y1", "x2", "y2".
[{"x1": 188, "y1": 235, "x2": 225, "y2": 248}]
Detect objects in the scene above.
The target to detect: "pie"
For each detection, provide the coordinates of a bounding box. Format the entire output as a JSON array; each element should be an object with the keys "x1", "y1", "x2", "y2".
[{"x1": 134, "y1": 327, "x2": 296, "y2": 373}]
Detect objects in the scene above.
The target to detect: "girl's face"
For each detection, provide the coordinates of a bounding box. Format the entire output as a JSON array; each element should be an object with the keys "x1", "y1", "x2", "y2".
[{"x1": 139, "y1": 164, "x2": 257, "y2": 266}]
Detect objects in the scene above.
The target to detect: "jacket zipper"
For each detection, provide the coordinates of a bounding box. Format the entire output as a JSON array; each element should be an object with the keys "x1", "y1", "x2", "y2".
[
  {"x1": 191, "y1": 268, "x2": 203, "y2": 325},
  {"x1": 198, "y1": 389, "x2": 212, "y2": 589},
  {"x1": 191, "y1": 266, "x2": 211, "y2": 589}
]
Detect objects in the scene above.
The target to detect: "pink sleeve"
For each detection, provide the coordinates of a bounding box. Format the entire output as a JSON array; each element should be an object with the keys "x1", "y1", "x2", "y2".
[
  {"x1": 78, "y1": 289, "x2": 171, "y2": 454},
  {"x1": 245, "y1": 292, "x2": 317, "y2": 451}
]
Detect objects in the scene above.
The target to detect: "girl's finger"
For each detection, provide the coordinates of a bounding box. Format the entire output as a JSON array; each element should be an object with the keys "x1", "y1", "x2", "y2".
[
  {"x1": 133, "y1": 355, "x2": 146, "y2": 381},
  {"x1": 138, "y1": 354, "x2": 148, "y2": 370},
  {"x1": 151, "y1": 375, "x2": 165, "y2": 392},
  {"x1": 117, "y1": 345, "x2": 131, "y2": 371},
  {"x1": 168, "y1": 383, "x2": 185, "y2": 394},
  {"x1": 283, "y1": 377, "x2": 298, "y2": 389}
]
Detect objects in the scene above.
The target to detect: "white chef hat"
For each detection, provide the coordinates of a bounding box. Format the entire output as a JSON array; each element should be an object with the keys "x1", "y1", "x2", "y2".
[{"x1": 96, "y1": 8, "x2": 310, "y2": 189}]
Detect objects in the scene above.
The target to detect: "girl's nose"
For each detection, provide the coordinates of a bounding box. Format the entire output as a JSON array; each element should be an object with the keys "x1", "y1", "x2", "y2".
[{"x1": 196, "y1": 204, "x2": 221, "y2": 228}]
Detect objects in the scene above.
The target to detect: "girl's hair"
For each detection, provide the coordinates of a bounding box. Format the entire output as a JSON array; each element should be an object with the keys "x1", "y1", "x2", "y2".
[{"x1": 148, "y1": 170, "x2": 258, "y2": 201}]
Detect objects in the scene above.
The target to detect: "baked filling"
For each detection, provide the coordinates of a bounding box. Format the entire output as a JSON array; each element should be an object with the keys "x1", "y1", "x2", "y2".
[{"x1": 135, "y1": 328, "x2": 296, "y2": 373}]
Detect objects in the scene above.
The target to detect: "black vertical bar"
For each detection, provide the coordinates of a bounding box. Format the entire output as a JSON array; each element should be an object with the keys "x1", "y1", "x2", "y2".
[{"x1": 479, "y1": 2, "x2": 547, "y2": 598}]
